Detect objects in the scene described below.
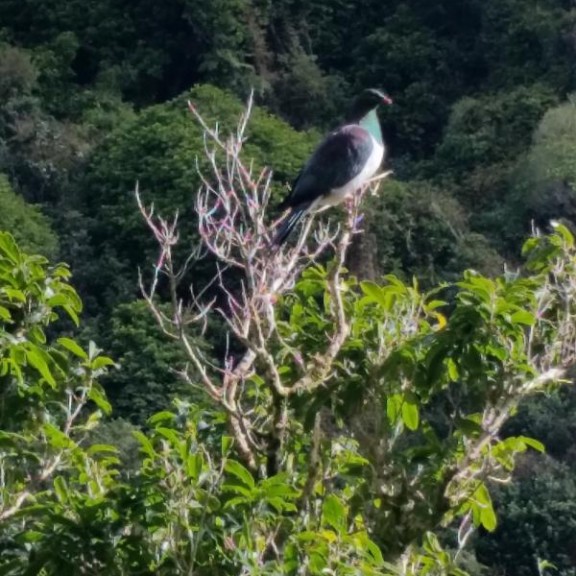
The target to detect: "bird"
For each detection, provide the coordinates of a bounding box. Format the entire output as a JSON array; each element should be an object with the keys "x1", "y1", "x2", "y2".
[{"x1": 272, "y1": 88, "x2": 392, "y2": 246}]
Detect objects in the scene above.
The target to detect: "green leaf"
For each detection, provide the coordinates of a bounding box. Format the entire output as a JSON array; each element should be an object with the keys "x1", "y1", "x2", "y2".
[
  {"x1": 222, "y1": 484, "x2": 253, "y2": 498},
  {"x1": 537, "y1": 559, "x2": 557, "y2": 573},
  {"x1": 426, "y1": 299, "x2": 448, "y2": 311},
  {"x1": 296, "y1": 531, "x2": 320, "y2": 542},
  {"x1": 446, "y1": 358, "x2": 459, "y2": 381},
  {"x1": 402, "y1": 398, "x2": 419, "y2": 431},
  {"x1": 473, "y1": 483, "x2": 498, "y2": 532},
  {"x1": 0, "y1": 305, "x2": 11, "y2": 321},
  {"x1": 28, "y1": 325, "x2": 46, "y2": 344},
  {"x1": 262, "y1": 481, "x2": 299, "y2": 501},
  {"x1": 386, "y1": 394, "x2": 403, "y2": 425},
  {"x1": 25, "y1": 347, "x2": 56, "y2": 387},
  {"x1": 322, "y1": 494, "x2": 347, "y2": 532},
  {"x1": 225, "y1": 460, "x2": 255, "y2": 489},
  {"x1": 366, "y1": 540, "x2": 385, "y2": 566},
  {"x1": 551, "y1": 221, "x2": 574, "y2": 247},
  {"x1": 53, "y1": 476, "x2": 69, "y2": 504},
  {"x1": 91, "y1": 356, "x2": 116, "y2": 370},
  {"x1": 518, "y1": 436, "x2": 545, "y2": 453},
  {"x1": 88, "y1": 386, "x2": 112, "y2": 415},
  {"x1": 221, "y1": 435, "x2": 234, "y2": 456},
  {"x1": 186, "y1": 453, "x2": 203, "y2": 480},
  {"x1": 223, "y1": 496, "x2": 251, "y2": 509},
  {"x1": 267, "y1": 497, "x2": 297, "y2": 513},
  {"x1": 63, "y1": 304, "x2": 80, "y2": 326},
  {"x1": 133, "y1": 431, "x2": 156, "y2": 459},
  {"x1": 474, "y1": 483, "x2": 490, "y2": 506},
  {"x1": 309, "y1": 551, "x2": 328, "y2": 573},
  {"x1": 156, "y1": 427, "x2": 180, "y2": 445},
  {"x1": 17, "y1": 530, "x2": 43, "y2": 543},
  {"x1": 87, "y1": 444, "x2": 119, "y2": 456},
  {"x1": 361, "y1": 281, "x2": 385, "y2": 303},
  {"x1": 148, "y1": 411, "x2": 176, "y2": 425},
  {"x1": 510, "y1": 310, "x2": 535, "y2": 326},
  {"x1": 47, "y1": 294, "x2": 74, "y2": 309},
  {"x1": 2, "y1": 287, "x2": 26, "y2": 302},
  {"x1": 480, "y1": 502, "x2": 498, "y2": 532},
  {"x1": 361, "y1": 279, "x2": 406, "y2": 311},
  {"x1": 0, "y1": 232, "x2": 21, "y2": 263},
  {"x1": 43, "y1": 423, "x2": 74, "y2": 450},
  {"x1": 57, "y1": 337, "x2": 88, "y2": 360}
]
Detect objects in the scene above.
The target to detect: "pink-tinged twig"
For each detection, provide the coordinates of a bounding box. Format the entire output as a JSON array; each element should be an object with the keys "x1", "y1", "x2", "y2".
[{"x1": 138, "y1": 93, "x2": 391, "y2": 470}]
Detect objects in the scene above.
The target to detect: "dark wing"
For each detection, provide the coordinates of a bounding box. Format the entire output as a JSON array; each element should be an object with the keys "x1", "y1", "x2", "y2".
[{"x1": 281, "y1": 125, "x2": 374, "y2": 210}]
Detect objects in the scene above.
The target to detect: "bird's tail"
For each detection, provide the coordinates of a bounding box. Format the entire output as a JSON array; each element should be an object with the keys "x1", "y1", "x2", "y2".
[{"x1": 272, "y1": 208, "x2": 306, "y2": 246}]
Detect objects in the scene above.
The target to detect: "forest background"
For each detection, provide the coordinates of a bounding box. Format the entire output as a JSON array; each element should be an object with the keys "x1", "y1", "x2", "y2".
[{"x1": 2, "y1": 0, "x2": 576, "y2": 574}]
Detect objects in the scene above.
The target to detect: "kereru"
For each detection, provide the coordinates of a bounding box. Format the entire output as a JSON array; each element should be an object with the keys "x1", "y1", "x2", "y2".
[{"x1": 273, "y1": 88, "x2": 392, "y2": 246}]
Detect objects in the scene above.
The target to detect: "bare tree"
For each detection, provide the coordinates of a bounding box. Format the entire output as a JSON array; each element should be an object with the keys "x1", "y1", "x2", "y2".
[{"x1": 137, "y1": 92, "x2": 391, "y2": 472}]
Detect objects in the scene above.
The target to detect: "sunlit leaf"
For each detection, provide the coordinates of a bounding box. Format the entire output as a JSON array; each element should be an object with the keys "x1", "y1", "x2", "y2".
[
  {"x1": 25, "y1": 347, "x2": 56, "y2": 387},
  {"x1": 57, "y1": 337, "x2": 88, "y2": 359},
  {"x1": 225, "y1": 460, "x2": 255, "y2": 489},
  {"x1": 402, "y1": 398, "x2": 419, "y2": 431},
  {"x1": 322, "y1": 494, "x2": 347, "y2": 532}
]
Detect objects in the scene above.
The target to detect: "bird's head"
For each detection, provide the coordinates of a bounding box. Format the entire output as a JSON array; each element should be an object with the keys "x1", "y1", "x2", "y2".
[{"x1": 346, "y1": 88, "x2": 393, "y2": 122}]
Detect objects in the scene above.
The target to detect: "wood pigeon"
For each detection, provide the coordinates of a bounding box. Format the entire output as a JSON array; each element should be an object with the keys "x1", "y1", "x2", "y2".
[{"x1": 273, "y1": 88, "x2": 392, "y2": 246}]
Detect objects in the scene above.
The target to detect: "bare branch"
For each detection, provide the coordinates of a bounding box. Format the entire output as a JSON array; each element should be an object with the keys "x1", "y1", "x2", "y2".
[{"x1": 138, "y1": 95, "x2": 391, "y2": 470}]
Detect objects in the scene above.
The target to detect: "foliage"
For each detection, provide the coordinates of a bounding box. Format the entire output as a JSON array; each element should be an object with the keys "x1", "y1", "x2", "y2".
[
  {"x1": 0, "y1": 174, "x2": 58, "y2": 257},
  {"x1": 305, "y1": 0, "x2": 571, "y2": 157},
  {"x1": 0, "y1": 45, "x2": 135, "y2": 213},
  {"x1": 478, "y1": 0, "x2": 573, "y2": 92},
  {"x1": 2, "y1": 0, "x2": 576, "y2": 572},
  {"x1": 502, "y1": 99, "x2": 576, "y2": 245},
  {"x1": 85, "y1": 417, "x2": 142, "y2": 477},
  {"x1": 503, "y1": 387, "x2": 576, "y2": 466},
  {"x1": 98, "y1": 300, "x2": 203, "y2": 427},
  {"x1": 433, "y1": 85, "x2": 557, "y2": 200},
  {"x1": 273, "y1": 223, "x2": 573, "y2": 555},
  {"x1": 0, "y1": 0, "x2": 255, "y2": 106},
  {"x1": 134, "y1": 90, "x2": 576, "y2": 568},
  {"x1": 0, "y1": 231, "x2": 116, "y2": 566},
  {"x1": 269, "y1": 48, "x2": 349, "y2": 130},
  {"x1": 3, "y1": 210, "x2": 576, "y2": 574},
  {"x1": 476, "y1": 455, "x2": 576, "y2": 576},
  {"x1": 0, "y1": 43, "x2": 37, "y2": 101},
  {"x1": 0, "y1": 43, "x2": 99, "y2": 206},
  {"x1": 358, "y1": 180, "x2": 502, "y2": 284},
  {"x1": 2, "y1": 0, "x2": 572, "y2": 159}
]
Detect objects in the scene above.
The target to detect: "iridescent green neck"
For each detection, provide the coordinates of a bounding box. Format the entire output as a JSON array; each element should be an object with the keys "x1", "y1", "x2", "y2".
[{"x1": 359, "y1": 109, "x2": 383, "y2": 145}]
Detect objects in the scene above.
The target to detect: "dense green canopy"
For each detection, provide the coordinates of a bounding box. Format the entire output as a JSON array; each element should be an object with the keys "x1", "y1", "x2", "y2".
[{"x1": 0, "y1": 173, "x2": 58, "y2": 257}]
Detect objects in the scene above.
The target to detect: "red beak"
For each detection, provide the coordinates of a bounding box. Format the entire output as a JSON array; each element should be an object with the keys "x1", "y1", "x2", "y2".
[{"x1": 383, "y1": 95, "x2": 393, "y2": 105}]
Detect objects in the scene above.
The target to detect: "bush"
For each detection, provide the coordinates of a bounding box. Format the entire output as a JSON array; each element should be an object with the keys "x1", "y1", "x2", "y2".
[{"x1": 0, "y1": 173, "x2": 58, "y2": 257}]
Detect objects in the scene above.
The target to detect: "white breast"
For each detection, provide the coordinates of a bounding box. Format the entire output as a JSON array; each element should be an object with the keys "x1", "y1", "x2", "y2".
[{"x1": 314, "y1": 135, "x2": 385, "y2": 211}]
